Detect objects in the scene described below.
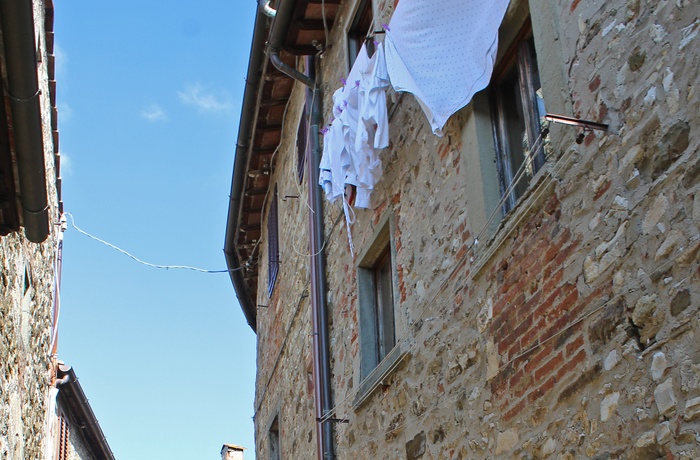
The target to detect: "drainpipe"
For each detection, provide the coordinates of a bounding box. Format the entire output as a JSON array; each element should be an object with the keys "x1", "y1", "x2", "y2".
[
  {"x1": 306, "y1": 57, "x2": 335, "y2": 460},
  {"x1": 264, "y1": 0, "x2": 315, "y2": 89},
  {"x1": 264, "y1": 2, "x2": 335, "y2": 459},
  {"x1": 0, "y1": 0, "x2": 50, "y2": 243},
  {"x1": 260, "y1": 0, "x2": 277, "y2": 18}
]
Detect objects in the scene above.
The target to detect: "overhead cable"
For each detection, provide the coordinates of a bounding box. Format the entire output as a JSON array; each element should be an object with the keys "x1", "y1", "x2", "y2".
[{"x1": 63, "y1": 212, "x2": 244, "y2": 274}]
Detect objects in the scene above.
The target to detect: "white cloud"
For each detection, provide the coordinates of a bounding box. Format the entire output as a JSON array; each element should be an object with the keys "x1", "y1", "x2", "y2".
[
  {"x1": 58, "y1": 102, "x2": 73, "y2": 122},
  {"x1": 59, "y1": 152, "x2": 72, "y2": 177},
  {"x1": 177, "y1": 83, "x2": 232, "y2": 113},
  {"x1": 54, "y1": 43, "x2": 67, "y2": 78},
  {"x1": 141, "y1": 104, "x2": 167, "y2": 122}
]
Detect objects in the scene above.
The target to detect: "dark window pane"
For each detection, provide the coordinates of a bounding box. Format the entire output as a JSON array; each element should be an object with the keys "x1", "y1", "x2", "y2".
[
  {"x1": 296, "y1": 110, "x2": 307, "y2": 183},
  {"x1": 348, "y1": 0, "x2": 373, "y2": 67},
  {"x1": 373, "y1": 248, "x2": 395, "y2": 362},
  {"x1": 268, "y1": 185, "x2": 279, "y2": 296},
  {"x1": 492, "y1": 24, "x2": 546, "y2": 213},
  {"x1": 495, "y1": 63, "x2": 530, "y2": 205}
]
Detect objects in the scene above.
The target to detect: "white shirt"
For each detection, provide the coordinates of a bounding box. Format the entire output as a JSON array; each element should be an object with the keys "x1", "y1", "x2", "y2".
[{"x1": 355, "y1": 42, "x2": 390, "y2": 208}]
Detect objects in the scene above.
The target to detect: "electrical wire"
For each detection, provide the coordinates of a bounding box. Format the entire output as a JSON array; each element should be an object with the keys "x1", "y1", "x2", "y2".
[
  {"x1": 63, "y1": 212, "x2": 244, "y2": 274},
  {"x1": 321, "y1": 0, "x2": 329, "y2": 51}
]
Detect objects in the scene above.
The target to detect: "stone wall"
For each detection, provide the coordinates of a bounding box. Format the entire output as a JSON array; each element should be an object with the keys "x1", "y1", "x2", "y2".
[
  {"x1": 65, "y1": 425, "x2": 97, "y2": 460},
  {"x1": 252, "y1": 0, "x2": 700, "y2": 458},
  {"x1": 0, "y1": 1, "x2": 61, "y2": 458}
]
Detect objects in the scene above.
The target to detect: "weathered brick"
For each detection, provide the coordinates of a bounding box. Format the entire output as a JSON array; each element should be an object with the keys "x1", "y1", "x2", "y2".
[
  {"x1": 525, "y1": 341, "x2": 556, "y2": 376},
  {"x1": 564, "y1": 332, "x2": 585, "y2": 357},
  {"x1": 556, "y1": 349, "x2": 588, "y2": 383},
  {"x1": 503, "y1": 398, "x2": 527, "y2": 422},
  {"x1": 528, "y1": 375, "x2": 557, "y2": 403}
]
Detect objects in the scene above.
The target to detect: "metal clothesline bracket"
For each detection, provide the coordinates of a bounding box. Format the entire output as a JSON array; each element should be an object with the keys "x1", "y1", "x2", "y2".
[
  {"x1": 544, "y1": 113, "x2": 609, "y2": 144},
  {"x1": 317, "y1": 417, "x2": 349, "y2": 424}
]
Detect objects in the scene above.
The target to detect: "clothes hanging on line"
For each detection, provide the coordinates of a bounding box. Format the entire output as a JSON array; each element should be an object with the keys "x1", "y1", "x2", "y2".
[
  {"x1": 355, "y1": 41, "x2": 390, "y2": 208},
  {"x1": 383, "y1": 0, "x2": 509, "y2": 136},
  {"x1": 320, "y1": 44, "x2": 386, "y2": 254},
  {"x1": 319, "y1": 42, "x2": 391, "y2": 209}
]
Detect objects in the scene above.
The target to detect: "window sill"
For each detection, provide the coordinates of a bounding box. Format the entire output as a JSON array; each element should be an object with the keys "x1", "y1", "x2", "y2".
[
  {"x1": 471, "y1": 163, "x2": 558, "y2": 280},
  {"x1": 352, "y1": 341, "x2": 410, "y2": 410}
]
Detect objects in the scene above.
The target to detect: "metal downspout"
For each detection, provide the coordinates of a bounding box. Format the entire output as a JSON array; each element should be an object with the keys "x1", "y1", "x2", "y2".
[
  {"x1": 263, "y1": 0, "x2": 335, "y2": 458},
  {"x1": 305, "y1": 56, "x2": 335, "y2": 460},
  {"x1": 264, "y1": 0, "x2": 315, "y2": 89},
  {"x1": 0, "y1": 0, "x2": 50, "y2": 243}
]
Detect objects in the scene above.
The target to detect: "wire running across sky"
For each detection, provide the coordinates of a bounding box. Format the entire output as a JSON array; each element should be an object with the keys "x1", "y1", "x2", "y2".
[{"x1": 63, "y1": 212, "x2": 244, "y2": 274}]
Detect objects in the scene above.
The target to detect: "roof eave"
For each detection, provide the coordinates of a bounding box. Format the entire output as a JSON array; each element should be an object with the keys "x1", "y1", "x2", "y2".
[{"x1": 224, "y1": 7, "x2": 270, "y2": 333}]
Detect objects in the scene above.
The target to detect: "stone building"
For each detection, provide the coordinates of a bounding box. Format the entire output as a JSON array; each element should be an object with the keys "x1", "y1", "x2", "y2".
[
  {"x1": 0, "y1": 0, "x2": 64, "y2": 458},
  {"x1": 225, "y1": 0, "x2": 700, "y2": 459}
]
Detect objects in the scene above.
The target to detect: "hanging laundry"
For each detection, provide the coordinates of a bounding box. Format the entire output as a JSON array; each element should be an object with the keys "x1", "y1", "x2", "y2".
[
  {"x1": 319, "y1": 44, "x2": 377, "y2": 255},
  {"x1": 319, "y1": 45, "x2": 371, "y2": 204},
  {"x1": 384, "y1": 0, "x2": 510, "y2": 136},
  {"x1": 319, "y1": 89, "x2": 350, "y2": 203},
  {"x1": 354, "y1": 41, "x2": 391, "y2": 208}
]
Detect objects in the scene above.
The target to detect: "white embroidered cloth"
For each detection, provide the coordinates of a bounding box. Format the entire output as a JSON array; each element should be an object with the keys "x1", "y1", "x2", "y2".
[{"x1": 384, "y1": 0, "x2": 510, "y2": 135}]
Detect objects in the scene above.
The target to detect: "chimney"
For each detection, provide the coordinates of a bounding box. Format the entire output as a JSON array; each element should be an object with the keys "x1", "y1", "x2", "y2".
[{"x1": 220, "y1": 444, "x2": 245, "y2": 460}]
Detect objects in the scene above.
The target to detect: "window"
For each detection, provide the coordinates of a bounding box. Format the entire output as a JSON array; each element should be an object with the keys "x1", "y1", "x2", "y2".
[
  {"x1": 348, "y1": 0, "x2": 374, "y2": 68},
  {"x1": 491, "y1": 22, "x2": 549, "y2": 213},
  {"x1": 267, "y1": 185, "x2": 279, "y2": 296},
  {"x1": 357, "y1": 221, "x2": 396, "y2": 379},
  {"x1": 296, "y1": 57, "x2": 315, "y2": 183},
  {"x1": 269, "y1": 415, "x2": 281, "y2": 460},
  {"x1": 296, "y1": 104, "x2": 308, "y2": 183},
  {"x1": 371, "y1": 247, "x2": 395, "y2": 361}
]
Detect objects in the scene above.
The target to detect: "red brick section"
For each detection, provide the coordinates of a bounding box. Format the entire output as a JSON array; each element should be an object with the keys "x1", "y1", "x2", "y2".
[{"x1": 488, "y1": 194, "x2": 590, "y2": 421}]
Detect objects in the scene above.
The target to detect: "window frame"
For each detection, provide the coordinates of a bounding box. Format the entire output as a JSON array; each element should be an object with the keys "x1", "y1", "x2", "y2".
[
  {"x1": 371, "y1": 246, "x2": 395, "y2": 364},
  {"x1": 347, "y1": 0, "x2": 374, "y2": 69},
  {"x1": 296, "y1": 103, "x2": 308, "y2": 184},
  {"x1": 357, "y1": 218, "x2": 396, "y2": 380},
  {"x1": 268, "y1": 414, "x2": 281, "y2": 460},
  {"x1": 490, "y1": 21, "x2": 547, "y2": 214},
  {"x1": 267, "y1": 185, "x2": 280, "y2": 296},
  {"x1": 296, "y1": 58, "x2": 315, "y2": 183},
  {"x1": 353, "y1": 213, "x2": 409, "y2": 408}
]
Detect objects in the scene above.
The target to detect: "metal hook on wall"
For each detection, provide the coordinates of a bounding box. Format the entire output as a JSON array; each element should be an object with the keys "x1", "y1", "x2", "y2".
[{"x1": 544, "y1": 113, "x2": 609, "y2": 144}]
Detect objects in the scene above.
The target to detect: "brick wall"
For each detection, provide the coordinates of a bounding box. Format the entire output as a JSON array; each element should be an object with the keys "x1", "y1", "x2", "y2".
[{"x1": 252, "y1": 0, "x2": 700, "y2": 458}]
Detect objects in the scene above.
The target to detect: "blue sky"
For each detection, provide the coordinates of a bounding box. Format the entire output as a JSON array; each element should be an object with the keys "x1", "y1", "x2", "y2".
[{"x1": 54, "y1": 1, "x2": 258, "y2": 458}]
